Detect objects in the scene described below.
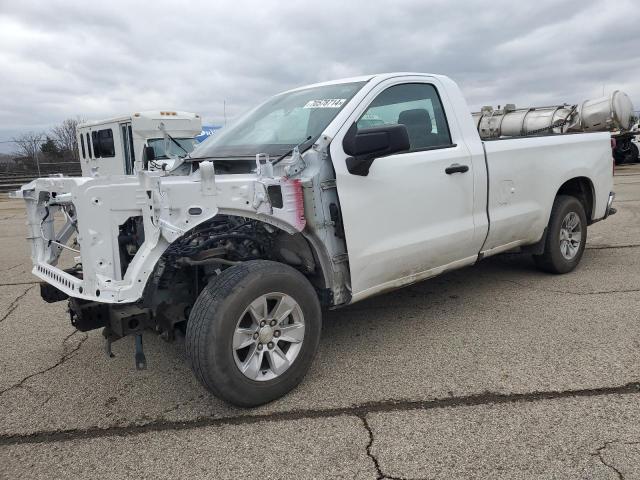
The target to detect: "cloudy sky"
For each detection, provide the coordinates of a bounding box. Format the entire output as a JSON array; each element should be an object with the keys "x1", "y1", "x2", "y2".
[{"x1": 0, "y1": 0, "x2": 639, "y2": 152}]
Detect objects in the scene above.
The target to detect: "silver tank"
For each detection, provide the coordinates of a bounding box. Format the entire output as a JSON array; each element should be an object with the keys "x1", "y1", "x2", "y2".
[{"x1": 472, "y1": 90, "x2": 634, "y2": 139}]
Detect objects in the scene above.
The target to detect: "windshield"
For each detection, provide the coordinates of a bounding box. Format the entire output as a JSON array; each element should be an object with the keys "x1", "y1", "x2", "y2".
[
  {"x1": 191, "y1": 81, "x2": 366, "y2": 159},
  {"x1": 147, "y1": 137, "x2": 197, "y2": 159}
]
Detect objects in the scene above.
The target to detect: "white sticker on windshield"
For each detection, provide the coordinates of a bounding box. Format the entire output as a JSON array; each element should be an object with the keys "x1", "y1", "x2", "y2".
[{"x1": 303, "y1": 99, "x2": 346, "y2": 109}]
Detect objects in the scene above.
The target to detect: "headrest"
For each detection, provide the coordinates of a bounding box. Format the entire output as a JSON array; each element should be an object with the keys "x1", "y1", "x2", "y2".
[{"x1": 398, "y1": 108, "x2": 431, "y2": 126}]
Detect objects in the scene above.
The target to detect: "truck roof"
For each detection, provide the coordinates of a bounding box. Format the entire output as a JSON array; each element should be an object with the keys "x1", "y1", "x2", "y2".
[
  {"x1": 78, "y1": 111, "x2": 200, "y2": 129},
  {"x1": 282, "y1": 72, "x2": 447, "y2": 94}
]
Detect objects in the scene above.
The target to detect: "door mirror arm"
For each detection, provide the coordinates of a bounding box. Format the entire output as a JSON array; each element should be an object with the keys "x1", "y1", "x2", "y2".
[
  {"x1": 143, "y1": 145, "x2": 156, "y2": 170},
  {"x1": 342, "y1": 123, "x2": 410, "y2": 176},
  {"x1": 345, "y1": 155, "x2": 377, "y2": 176}
]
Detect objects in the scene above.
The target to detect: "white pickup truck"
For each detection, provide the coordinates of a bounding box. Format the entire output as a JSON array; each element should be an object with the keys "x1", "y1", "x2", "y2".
[{"x1": 15, "y1": 73, "x2": 616, "y2": 406}]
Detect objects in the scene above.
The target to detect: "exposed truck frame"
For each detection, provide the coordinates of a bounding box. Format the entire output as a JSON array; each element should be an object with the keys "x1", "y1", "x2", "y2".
[{"x1": 14, "y1": 73, "x2": 616, "y2": 406}]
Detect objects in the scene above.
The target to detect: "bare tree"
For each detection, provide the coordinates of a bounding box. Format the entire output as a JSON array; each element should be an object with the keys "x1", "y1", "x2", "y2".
[
  {"x1": 12, "y1": 131, "x2": 43, "y2": 159},
  {"x1": 51, "y1": 118, "x2": 81, "y2": 160},
  {"x1": 12, "y1": 131, "x2": 44, "y2": 175}
]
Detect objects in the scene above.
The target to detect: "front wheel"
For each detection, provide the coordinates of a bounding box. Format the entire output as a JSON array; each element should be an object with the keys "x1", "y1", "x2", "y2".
[
  {"x1": 185, "y1": 260, "x2": 322, "y2": 407},
  {"x1": 533, "y1": 195, "x2": 587, "y2": 274}
]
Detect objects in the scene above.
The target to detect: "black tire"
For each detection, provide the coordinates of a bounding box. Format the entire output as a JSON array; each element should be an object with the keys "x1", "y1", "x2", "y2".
[
  {"x1": 614, "y1": 142, "x2": 639, "y2": 165},
  {"x1": 533, "y1": 195, "x2": 587, "y2": 274},
  {"x1": 629, "y1": 142, "x2": 639, "y2": 164},
  {"x1": 614, "y1": 151, "x2": 625, "y2": 166},
  {"x1": 186, "y1": 260, "x2": 322, "y2": 407}
]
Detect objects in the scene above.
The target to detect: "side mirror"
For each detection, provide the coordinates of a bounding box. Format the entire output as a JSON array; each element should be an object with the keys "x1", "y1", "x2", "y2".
[
  {"x1": 144, "y1": 145, "x2": 156, "y2": 162},
  {"x1": 342, "y1": 123, "x2": 410, "y2": 176},
  {"x1": 143, "y1": 145, "x2": 156, "y2": 169}
]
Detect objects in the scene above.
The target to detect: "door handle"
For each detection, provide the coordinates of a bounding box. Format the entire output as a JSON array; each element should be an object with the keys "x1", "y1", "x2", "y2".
[{"x1": 445, "y1": 163, "x2": 469, "y2": 174}]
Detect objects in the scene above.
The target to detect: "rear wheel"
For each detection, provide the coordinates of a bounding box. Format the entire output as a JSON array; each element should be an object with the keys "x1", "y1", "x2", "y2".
[
  {"x1": 186, "y1": 260, "x2": 322, "y2": 407},
  {"x1": 533, "y1": 195, "x2": 587, "y2": 274},
  {"x1": 614, "y1": 141, "x2": 639, "y2": 165},
  {"x1": 629, "y1": 142, "x2": 639, "y2": 164}
]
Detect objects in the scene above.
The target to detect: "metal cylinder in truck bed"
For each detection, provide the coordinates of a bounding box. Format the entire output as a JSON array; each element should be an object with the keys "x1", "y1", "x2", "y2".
[
  {"x1": 579, "y1": 90, "x2": 633, "y2": 131},
  {"x1": 473, "y1": 90, "x2": 634, "y2": 139}
]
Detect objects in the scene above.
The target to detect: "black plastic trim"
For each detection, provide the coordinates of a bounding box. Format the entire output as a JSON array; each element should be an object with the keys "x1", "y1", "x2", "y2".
[{"x1": 398, "y1": 143, "x2": 458, "y2": 153}]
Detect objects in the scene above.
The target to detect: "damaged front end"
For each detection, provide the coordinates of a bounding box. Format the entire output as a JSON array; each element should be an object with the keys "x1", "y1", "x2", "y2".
[
  {"x1": 13, "y1": 135, "x2": 355, "y2": 369},
  {"x1": 13, "y1": 159, "x2": 318, "y2": 363}
]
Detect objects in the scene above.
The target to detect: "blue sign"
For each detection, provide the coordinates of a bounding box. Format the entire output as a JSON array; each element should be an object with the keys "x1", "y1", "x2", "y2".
[{"x1": 195, "y1": 125, "x2": 222, "y2": 143}]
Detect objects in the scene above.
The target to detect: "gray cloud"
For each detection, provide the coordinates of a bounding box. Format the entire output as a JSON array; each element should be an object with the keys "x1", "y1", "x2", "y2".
[{"x1": 1, "y1": 0, "x2": 639, "y2": 151}]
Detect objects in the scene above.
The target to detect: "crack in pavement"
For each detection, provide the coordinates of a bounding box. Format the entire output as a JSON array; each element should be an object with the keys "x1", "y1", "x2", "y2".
[
  {"x1": 598, "y1": 444, "x2": 624, "y2": 480},
  {"x1": 0, "y1": 329, "x2": 87, "y2": 398},
  {"x1": 494, "y1": 278, "x2": 640, "y2": 296},
  {"x1": 0, "y1": 285, "x2": 35, "y2": 324},
  {"x1": 0, "y1": 281, "x2": 39, "y2": 287},
  {"x1": 358, "y1": 414, "x2": 386, "y2": 480},
  {"x1": 1, "y1": 262, "x2": 23, "y2": 272},
  {"x1": 1, "y1": 381, "x2": 638, "y2": 447},
  {"x1": 595, "y1": 441, "x2": 624, "y2": 480},
  {"x1": 0, "y1": 234, "x2": 29, "y2": 240},
  {"x1": 357, "y1": 414, "x2": 419, "y2": 480},
  {"x1": 592, "y1": 440, "x2": 640, "y2": 480},
  {"x1": 160, "y1": 394, "x2": 205, "y2": 417},
  {"x1": 586, "y1": 244, "x2": 640, "y2": 250}
]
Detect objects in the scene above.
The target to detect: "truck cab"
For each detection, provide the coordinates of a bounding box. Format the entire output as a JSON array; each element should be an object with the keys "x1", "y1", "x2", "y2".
[{"x1": 77, "y1": 111, "x2": 202, "y2": 176}]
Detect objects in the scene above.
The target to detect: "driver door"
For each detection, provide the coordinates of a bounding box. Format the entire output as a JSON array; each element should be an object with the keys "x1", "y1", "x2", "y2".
[{"x1": 330, "y1": 78, "x2": 482, "y2": 300}]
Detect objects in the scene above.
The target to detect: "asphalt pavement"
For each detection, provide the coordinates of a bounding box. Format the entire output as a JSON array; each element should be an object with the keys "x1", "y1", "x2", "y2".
[{"x1": 1, "y1": 164, "x2": 639, "y2": 479}]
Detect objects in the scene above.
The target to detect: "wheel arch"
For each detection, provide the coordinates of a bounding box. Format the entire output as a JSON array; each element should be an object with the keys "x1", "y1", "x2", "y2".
[
  {"x1": 140, "y1": 212, "x2": 334, "y2": 305},
  {"x1": 556, "y1": 176, "x2": 595, "y2": 224}
]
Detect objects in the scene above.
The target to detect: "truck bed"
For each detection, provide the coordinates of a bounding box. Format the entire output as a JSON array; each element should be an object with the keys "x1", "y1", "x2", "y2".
[{"x1": 480, "y1": 132, "x2": 613, "y2": 256}]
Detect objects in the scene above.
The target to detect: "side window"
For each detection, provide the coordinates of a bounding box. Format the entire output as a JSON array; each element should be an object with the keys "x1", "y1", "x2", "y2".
[
  {"x1": 89, "y1": 129, "x2": 115, "y2": 158},
  {"x1": 91, "y1": 131, "x2": 101, "y2": 158},
  {"x1": 80, "y1": 134, "x2": 86, "y2": 159},
  {"x1": 128, "y1": 125, "x2": 135, "y2": 171},
  {"x1": 97, "y1": 129, "x2": 115, "y2": 157},
  {"x1": 357, "y1": 83, "x2": 452, "y2": 151},
  {"x1": 86, "y1": 133, "x2": 92, "y2": 159}
]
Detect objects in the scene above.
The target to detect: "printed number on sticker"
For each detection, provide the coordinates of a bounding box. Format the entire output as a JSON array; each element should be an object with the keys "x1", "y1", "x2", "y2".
[{"x1": 303, "y1": 99, "x2": 346, "y2": 109}]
